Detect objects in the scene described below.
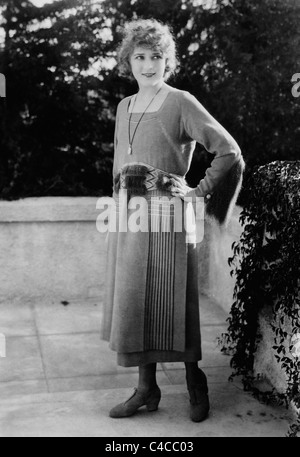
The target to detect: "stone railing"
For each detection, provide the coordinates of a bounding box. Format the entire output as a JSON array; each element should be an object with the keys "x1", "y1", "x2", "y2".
[
  {"x1": 198, "y1": 206, "x2": 243, "y2": 314},
  {"x1": 0, "y1": 197, "x2": 107, "y2": 302}
]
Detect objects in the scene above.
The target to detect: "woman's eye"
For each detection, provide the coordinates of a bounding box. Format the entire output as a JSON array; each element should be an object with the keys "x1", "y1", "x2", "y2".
[{"x1": 153, "y1": 55, "x2": 162, "y2": 60}]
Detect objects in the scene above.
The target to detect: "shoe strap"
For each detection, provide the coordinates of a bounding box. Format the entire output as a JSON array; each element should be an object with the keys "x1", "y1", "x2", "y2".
[{"x1": 124, "y1": 388, "x2": 138, "y2": 405}]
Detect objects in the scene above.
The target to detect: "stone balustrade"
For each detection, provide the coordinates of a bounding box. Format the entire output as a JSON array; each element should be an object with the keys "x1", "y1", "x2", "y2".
[{"x1": 0, "y1": 197, "x2": 107, "y2": 302}]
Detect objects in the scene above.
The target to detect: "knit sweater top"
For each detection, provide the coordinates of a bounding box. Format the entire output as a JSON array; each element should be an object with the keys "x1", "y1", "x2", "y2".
[{"x1": 113, "y1": 89, "x2": 242, "y2": 198}]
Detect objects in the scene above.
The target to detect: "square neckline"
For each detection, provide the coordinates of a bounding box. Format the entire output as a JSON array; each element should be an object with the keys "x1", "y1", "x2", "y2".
[{"x1": 126, "y1": 90, "x2": 174, "y2": 116}]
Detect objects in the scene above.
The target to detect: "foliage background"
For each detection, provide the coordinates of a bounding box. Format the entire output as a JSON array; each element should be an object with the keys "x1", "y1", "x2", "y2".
[{"x1": 0, "y1": 0, "x2": 299, "y2": 200}]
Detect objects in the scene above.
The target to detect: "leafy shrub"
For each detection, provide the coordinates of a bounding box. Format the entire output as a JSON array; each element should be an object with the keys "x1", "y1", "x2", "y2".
[{"x1": 219, "y1": 160, "x2": 300, "y2": 436}]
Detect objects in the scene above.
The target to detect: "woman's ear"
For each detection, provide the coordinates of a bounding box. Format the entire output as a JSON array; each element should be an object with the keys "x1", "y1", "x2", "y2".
[{"x1": 165, "y1": 58, "x2": 170, "y2": 72}]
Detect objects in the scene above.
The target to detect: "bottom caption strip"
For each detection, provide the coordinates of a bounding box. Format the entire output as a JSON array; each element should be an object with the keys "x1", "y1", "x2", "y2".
[{"x1": 104, "y1": 440, "x2": 196, "y2": 454}]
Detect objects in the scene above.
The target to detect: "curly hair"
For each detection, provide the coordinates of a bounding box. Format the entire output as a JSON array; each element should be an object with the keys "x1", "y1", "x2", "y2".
[{"x1": 117, "y1": 19, "x2": 178, "y2": 81}]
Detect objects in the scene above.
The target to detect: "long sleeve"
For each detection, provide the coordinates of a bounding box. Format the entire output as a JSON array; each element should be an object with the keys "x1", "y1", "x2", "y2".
[{"x1": 180, "y1": 91, "x2": 242, "y2": 198}]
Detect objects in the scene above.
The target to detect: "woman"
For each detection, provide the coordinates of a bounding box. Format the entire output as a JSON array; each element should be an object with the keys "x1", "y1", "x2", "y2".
[{"x1": 102, "y1": 18, "x2": 244, "y2": 422}]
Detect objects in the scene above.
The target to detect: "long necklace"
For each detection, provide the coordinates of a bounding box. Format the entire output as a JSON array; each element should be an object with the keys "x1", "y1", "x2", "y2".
[{"x1": 128, "y1": 86, "x2": 163, "y2": 155}]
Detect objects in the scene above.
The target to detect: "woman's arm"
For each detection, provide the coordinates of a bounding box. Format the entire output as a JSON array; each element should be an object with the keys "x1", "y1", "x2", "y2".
[
  {"x1": 180, "y1": 91, "x2": 243, "y2": 198},
  {"x1": 178, "y1": 91, "x2": 245, "y2": 225}
]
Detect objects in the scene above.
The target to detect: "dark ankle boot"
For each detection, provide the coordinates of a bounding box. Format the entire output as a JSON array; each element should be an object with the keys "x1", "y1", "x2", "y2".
[
  {"x1": 109, "y1": 386, "x2": 161, "y2": 419},
  {"x1": 187, "y1": 368, "x2": 210, "y2": 422}
]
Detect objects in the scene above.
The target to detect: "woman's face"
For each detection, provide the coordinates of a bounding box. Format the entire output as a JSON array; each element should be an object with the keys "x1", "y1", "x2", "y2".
[{"x1": 130, "y1": 46, "x2": 167, "y2": 88}]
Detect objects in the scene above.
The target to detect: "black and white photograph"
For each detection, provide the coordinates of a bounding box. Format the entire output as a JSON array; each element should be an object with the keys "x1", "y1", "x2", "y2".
[{"x1": 0, "y1": 0, "x2": 299, "y2": 440}]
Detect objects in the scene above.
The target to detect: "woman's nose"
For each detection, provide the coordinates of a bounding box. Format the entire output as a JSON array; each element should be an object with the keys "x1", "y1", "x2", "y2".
[{"x1": 144, "y1": 59, "x2": 154, "y2": 71}]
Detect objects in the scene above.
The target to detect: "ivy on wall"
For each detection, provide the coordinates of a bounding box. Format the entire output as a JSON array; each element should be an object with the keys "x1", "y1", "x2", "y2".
[{"x1": 219, "y1": 160, "x2": 300, "y2": 437}]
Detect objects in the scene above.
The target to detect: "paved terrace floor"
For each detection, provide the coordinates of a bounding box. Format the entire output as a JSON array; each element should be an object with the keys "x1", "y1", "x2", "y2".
[{"x1": 0, "y1": 295, "x2": 294, "y2": 437}]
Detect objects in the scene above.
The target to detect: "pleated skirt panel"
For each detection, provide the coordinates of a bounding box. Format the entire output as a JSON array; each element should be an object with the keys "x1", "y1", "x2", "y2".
[{"x1": 102, "y1": 188, "x2": 202, "y2": 367}]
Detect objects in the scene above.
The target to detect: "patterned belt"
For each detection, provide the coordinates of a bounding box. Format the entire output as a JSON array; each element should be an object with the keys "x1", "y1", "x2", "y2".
[{"x1": 114, "y1": 163, "x2": 186, "y2": 197}]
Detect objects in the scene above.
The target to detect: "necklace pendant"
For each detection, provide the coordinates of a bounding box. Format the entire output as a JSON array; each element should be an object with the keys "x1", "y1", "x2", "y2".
[{"x1": 128, "y1": 146, "x2": 132, "y2": 155}]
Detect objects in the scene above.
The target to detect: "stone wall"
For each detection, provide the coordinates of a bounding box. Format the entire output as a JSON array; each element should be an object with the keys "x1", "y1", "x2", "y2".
[
  {"x1": 0, "y1": 197, "x2": 107, "y2": 302},
  {"x1": 198, "y1": 206, "x2": 243, "y2": 315},
  {"x1": 253, "y1": 306, "x2": 288, "y2": 393}
]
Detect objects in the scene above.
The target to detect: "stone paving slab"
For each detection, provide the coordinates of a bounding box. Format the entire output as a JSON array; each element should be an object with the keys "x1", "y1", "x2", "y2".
[
  {"x1": 47, "y1": 371, "x2": 171, "y2": 394},
  {"x1": 0, "y1": 294, "x2": 295, "y2": 437},
  {"x1": 0, "y1": 383, "x2": 293, "y2": 438},
  {"x1": 0, "y1": 301, "x2": 36, "y2": 337},
  {"x1": 33, "y1": 300, "x2": 104, "y2": 335},
  {"x1": 0, "y1": 336, "x2": 45, "y2": 383},
  {"x1": 0, "y1": 379, "x2": 48, "y2": 398}
]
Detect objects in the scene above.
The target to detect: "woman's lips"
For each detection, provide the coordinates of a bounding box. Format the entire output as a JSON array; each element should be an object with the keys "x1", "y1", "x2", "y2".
[{"x1": 143, "y1": 73, "x2": 156, "y2": 77}]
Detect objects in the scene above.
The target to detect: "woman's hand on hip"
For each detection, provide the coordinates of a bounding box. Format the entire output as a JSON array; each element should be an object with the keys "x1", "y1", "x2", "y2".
[{"x1": 170, "y1": 177, "x2": 197, "y2": 200}]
